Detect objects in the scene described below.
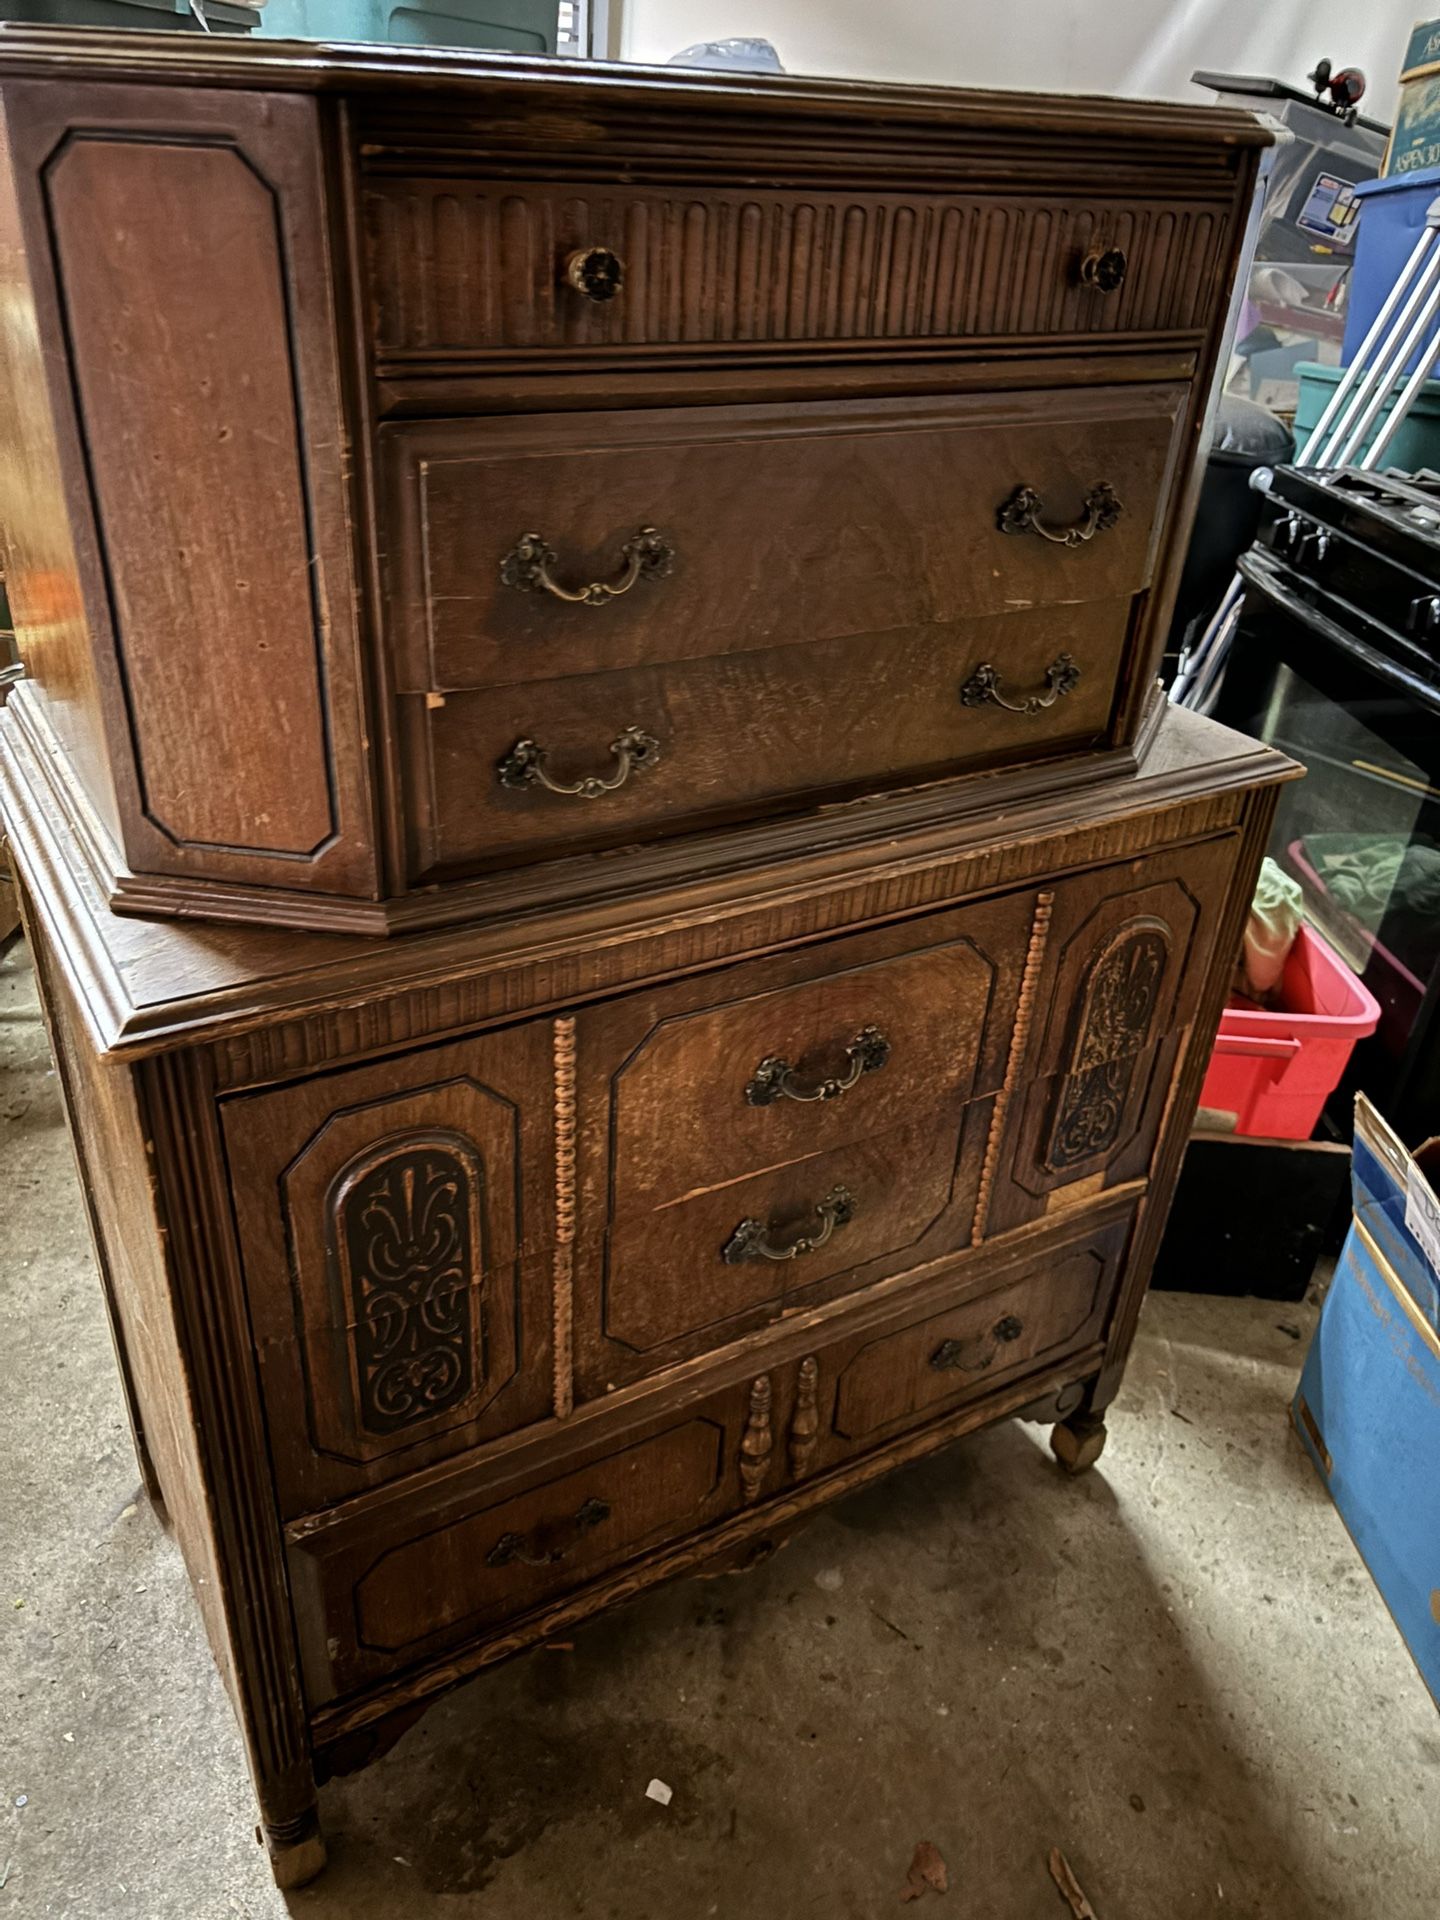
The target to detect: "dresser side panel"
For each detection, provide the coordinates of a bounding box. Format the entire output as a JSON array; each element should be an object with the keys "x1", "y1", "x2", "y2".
[
  {"x1": 0, "y1": 78, "x2": 379, "y2": 900},
  {"x1": 0, "y1": 93, "x2": 119, "y2": 843},
  {"x1": 24, "y1": 901, "x2": 315, "y2": 1843},
  {"x1": 26, "y1": 911, "x2": 239, "y2": 1696}
]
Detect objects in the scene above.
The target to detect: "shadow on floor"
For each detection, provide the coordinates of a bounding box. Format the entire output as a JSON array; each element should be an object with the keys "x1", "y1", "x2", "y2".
[{"x1": 283, "y1": 1418, "x2": 1358, "y2": 1920}]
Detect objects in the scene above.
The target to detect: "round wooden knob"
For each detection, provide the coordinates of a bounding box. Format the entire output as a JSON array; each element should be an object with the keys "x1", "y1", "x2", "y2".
[
  {"x1": 1079, "y1": 245, "x2": 1127, "y2": 294},
  {"x1": 564, "y1": 245, "x2": 624, "y2": 303}
]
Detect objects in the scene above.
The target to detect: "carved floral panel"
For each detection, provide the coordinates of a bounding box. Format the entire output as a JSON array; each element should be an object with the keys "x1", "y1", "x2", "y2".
[
  {"x1": 331, "y1": 1133, "x2": 485, "y2": 1438},
  {"x1": 1046, "y1": 920, "x2": 1171, "y2": 1171}
]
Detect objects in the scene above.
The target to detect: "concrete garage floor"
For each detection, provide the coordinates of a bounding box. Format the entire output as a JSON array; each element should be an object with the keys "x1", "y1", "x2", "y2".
[{"x1": 2, "y1": 938, "x2": 1436, "y2": 1920}]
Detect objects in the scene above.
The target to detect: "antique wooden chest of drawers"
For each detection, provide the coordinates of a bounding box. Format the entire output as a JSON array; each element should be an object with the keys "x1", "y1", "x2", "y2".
[
  {"x1": 2, "y1": 685, "x2": 1293, "y2": 1883},
  {"x1": 0, "y1": 31, "x2": 1294, "y2": 1891},
  {"x1": 0, "y1": 31, "x2": 1268, "y2": 933}
]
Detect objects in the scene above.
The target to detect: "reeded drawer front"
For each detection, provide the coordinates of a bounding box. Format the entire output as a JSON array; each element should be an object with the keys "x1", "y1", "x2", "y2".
[
  {"x1": 364, "y1": 180, "x2": 1233, "y2": 365},
  {"x1": 288, "y1": 1377, "x2": 755, "y2": 1705}
]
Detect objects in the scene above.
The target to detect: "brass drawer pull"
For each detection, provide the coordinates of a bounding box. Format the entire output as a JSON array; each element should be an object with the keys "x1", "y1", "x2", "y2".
[
  {"x1": 1078, "y1": 245, "x2": 1127, "y2": 294},
  {"x1": 721, "y1": 1185, "x2": 856, "y2": 1266},
  {"x1": 485, "y1": 1494, "x2": 611, "y2": 1569},
  {"x1": 961, "y1": 653, "x2": 1081, "y2": 715},
  {"x1": 497, "y1": 725, "x2": 661, "y2": 799},
  {"x1": 501, "y1": 525, "x2": 673, "y2": 606},
  {"x1": 998, "y1": 481, "x2": 1122, "y2": 546},
  {"x1": 745, "y1": 1026, "x2": 890, "y2": 1107},
  {"x1": 930, "y1": 1314, "x2": 1024, "y2": 1373},
  {"x1": 564, "y1": 244, "x2": 624, "y2": 303}
]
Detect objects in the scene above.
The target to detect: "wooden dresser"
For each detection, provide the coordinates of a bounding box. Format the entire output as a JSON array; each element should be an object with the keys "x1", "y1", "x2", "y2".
[{"x1": 0, "y1": 33, "x2": 1294, "y2": 1888}]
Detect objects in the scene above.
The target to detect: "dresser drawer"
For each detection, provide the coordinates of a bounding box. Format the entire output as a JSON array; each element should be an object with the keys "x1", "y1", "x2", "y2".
[
  {"x1": 586, "y1": 891, "x2": 1034, "y2": 1221},
  {"x1": 786, "y1": 1206, "x2": 1133, "y2": 1479},
  {"x1": 409, "y1": 600, "x2": 1132, "y2": 875},
  {"x1": 569, "y1": 888, "x2": 1034, "y2": 1392},
  {"x1": 386, "y1": 387, "x2": 1184, "y2": 878},
  {"x1": 384, "y1": 388, "x2": 1184, "y2": 695},
  {"x1": 364, "y1": 179, "x2": 1234, "y2": 366},
  {"x1": 288, "y1": 1377, "x2": 754, "y2": 1704},
  {"x1": 587, "y1": 1107, "x2": 995, "y2": 1379}
]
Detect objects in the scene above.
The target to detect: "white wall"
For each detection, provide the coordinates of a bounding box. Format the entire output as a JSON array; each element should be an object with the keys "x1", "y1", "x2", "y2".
[{"x1": 620, "y1": 0, "x2": 1419, "y2": 111}]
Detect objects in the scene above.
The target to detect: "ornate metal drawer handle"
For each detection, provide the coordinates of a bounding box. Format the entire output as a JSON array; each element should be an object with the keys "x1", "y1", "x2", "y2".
[
  {"x1": 929, "y1": 1314, "x2": 1024, "y2": 1373},
  {"x1": 497, "y1": 726, "x2": 660, "y2": 799},
  {"x1": 564, "y1": 244, "x2": 624, "y2": 303},
  {"x1": 721, "y1": 1186, "x2": 856, "y2": 1266},
  {"x1": 500, "y1": 526, "x2": 673, "y2": 606},
  {"x1": 485, "y1": 1494, "x2": 611, "y2": 1569},
  {"x1": 998, "y1": 482, "x2": 1123, "y2": 546},
  {"x1": 745, "y1": 1027, "x2": 891, "y2": 1107},
  {"x1": 1078, "y1": 245, "x2": 1127, "y2": 294},
  {"x1": 961, "y1": 653, "x2": 1081, "y2": 715}
]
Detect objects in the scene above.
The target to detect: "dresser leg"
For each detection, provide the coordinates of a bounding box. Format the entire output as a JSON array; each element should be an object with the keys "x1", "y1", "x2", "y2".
[
  {"x1": 1050, "y1": 1409, "x2": 1108, "y2": 1475},
  {"x1": 260, "y1": 1805, "x2": 327, "y2": 1889}
]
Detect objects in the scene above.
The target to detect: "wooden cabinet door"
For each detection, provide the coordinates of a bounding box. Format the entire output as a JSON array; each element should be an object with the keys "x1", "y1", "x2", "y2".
[
  {"x1": 222, "y1": 1026, "x2": 555, "y2": 1520},
  {"x1": 984, "y1": 834, "x2": 1243, "y2": 1236}
]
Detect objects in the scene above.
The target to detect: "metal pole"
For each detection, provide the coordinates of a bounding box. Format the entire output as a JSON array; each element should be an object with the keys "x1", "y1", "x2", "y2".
[
  {"x1": 1323, "y1": 249, "x2": 1440, "y2": 465},
  {"x1": 1299, "y1": 204, "x2": 1440, "y2": 459},
  {"x1": 1362, "y1": 316, "x2": 1440, "y2": 468}
]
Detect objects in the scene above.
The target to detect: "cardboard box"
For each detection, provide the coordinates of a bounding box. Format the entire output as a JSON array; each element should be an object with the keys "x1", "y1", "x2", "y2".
[
  {"x1": 1388, "y1": 18, "x2": 1440, "y2": 174},
  {"x1": 1386, "y1": 17, "x2": 1440, "y2": 173},
  {"x1": 1292, "y1": 1095, "x2": 1440, "y2": 1705}
]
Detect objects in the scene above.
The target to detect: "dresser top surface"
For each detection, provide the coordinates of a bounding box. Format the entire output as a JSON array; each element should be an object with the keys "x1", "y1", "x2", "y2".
[
  {"x1": 0, "y1": 27, "x2": 1270, "y2": 149},
  {"x1": 0, "y1": 696, "x2": 1297, "y2": 1063}
]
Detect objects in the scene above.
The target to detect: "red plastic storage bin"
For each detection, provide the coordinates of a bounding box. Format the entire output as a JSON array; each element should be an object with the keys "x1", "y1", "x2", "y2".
[{"x1": 1197, "y1": 926, "x2": 1381, "y2": 1139}]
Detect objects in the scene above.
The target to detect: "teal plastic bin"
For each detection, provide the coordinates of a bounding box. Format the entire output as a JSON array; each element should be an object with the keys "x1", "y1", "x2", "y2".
[
  {"x1": 257, "y1": 0, "x2": 558, "y2": 49},
  {"x1": 1295, "y1": 358, "x2": 1440, "y2": 468},
  {"x1": 0, "y1": 0, "x2": 259, "y2": 29}
]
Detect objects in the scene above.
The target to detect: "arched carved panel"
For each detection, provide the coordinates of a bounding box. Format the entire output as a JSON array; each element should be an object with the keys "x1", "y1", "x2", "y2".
[
  {"x1": 273, "y1": 1075, "x2": 523, "y2": 1470},
  {"x1": 331, "y1": 1133, "x2": 484, "y2": 1440},
  {"x1": 222, "y1": 1032, "x2": 553, "y2": 1519},
  {"x1": 1045, "y1": 920, "x2": 1172, "y2": 1172}
]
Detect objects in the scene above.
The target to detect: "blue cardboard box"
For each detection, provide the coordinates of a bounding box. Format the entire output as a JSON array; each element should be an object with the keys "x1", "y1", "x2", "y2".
[{"x1": 1292, "y1": 1095, "x2": 1440, "y2": 1707}]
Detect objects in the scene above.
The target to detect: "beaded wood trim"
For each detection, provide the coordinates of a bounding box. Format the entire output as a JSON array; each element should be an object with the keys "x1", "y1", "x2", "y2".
[
  {"x1": 789, "y1": 1356, "x2": 820, "y2": 1482},
  {"x1": 739, "y1": 1375, "x2": 773, "y2": 1504},
  {"x1": 552, "y1": 1016, "x2": 577, "y2": 1420},
  {"x1": 972, "y1": 888, "x2": 1054, "y2": 1244}
]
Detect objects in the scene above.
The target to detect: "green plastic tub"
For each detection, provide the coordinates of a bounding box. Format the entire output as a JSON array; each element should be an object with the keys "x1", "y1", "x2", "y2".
[
  {"x1": 1295, "y1": 358, "x2": 1440, "y2": 469},
  {"x1": 0, "y1": 0, "x2": 259, "y2": 30},
  {"x1": 256, "y1": 0, "x2": 558, "y2": 49}
]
